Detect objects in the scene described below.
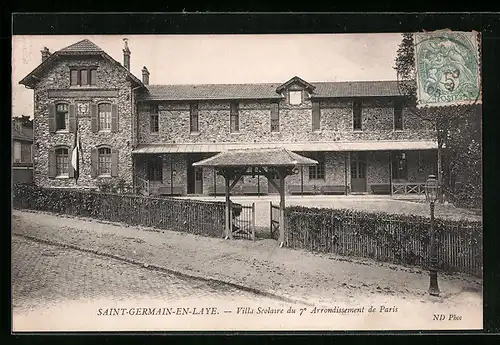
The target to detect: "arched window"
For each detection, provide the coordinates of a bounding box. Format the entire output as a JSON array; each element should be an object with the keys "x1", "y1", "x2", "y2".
[
  {"x1": 55, "y1": 147, "x2": 69, "y2": 176},
  {"x1": 98, "y1": 103, "x2": 112, "y2": 131},
  {"x1": 98, "y1": 147, "x2": 112, "y2": 175}
]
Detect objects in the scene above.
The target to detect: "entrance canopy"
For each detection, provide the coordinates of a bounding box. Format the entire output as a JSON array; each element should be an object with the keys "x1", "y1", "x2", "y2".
[
  {"x1": 192, "y1": 147, "x2": 318, "y2": 168},
  {"x1": 192, "y1": 148, "x2": 318, "y2": 246}
]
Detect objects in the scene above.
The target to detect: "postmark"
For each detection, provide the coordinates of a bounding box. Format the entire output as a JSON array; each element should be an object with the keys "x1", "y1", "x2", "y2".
[{"x1": 414, "y1": 30, "x2": 481, "y2": 108}]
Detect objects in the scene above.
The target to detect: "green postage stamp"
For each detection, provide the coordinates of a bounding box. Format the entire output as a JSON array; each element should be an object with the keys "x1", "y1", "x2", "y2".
[{"x1": 414, "y1": 30, "x2": 481, "y2": 108}]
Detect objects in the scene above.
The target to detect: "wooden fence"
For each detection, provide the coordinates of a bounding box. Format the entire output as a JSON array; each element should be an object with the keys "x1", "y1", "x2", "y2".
[
  {"x1": 12, "y1": 184, "x2": 226, "y2": 238},
  {"x1": 284, "y1": 207, "x2": 483, "y2": 277}
]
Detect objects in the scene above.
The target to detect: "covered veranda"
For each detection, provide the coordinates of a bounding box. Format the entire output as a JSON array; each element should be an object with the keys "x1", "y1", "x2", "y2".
[{"x1": 192, "y1": 148, "x2": 318, "y2": 246}]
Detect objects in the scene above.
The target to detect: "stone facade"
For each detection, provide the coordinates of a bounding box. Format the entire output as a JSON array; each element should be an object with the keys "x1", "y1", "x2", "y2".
[
  {"x1": 137, "y1": 87, "x2": 435, "y2": 145},
  {"x1": 32, "y1": 56, "x2": 134, "y2": 189},
  {"x1": 25, "y1": 43, "x2": 437, "y2": 196}
]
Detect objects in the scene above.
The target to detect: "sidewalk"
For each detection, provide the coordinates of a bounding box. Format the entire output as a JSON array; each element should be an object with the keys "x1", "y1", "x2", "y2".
[{"x1": 12, "y1": 210, "x2": 482, "y2": 316}]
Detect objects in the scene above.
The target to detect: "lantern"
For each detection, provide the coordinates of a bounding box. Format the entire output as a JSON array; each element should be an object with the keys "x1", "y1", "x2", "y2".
[{"x1": 424, "y1": 174, "x2": 439, "y2": 203}]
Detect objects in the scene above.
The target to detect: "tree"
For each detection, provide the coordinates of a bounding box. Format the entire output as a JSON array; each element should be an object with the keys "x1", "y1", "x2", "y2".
[{"x1": 393, "y1": 33, "x2": 482, "y2": 209}]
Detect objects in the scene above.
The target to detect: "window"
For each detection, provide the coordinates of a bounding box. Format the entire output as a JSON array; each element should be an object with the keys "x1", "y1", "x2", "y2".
[
  {"x1": 98, "y1": 147, "x2": 112, "y2": 176},
  {"x1": 289, "y1": 91, "x2": 302, "y2": 105},
  {"x1": 308, "y1": 152, "x2": 325, "y2": 180},
  {"x1": 190, "y1": 103, "x2": 199, "y2": 133},
  {"x1": 392, "y1": 152, "x2": 408, "y2": 179},
  {"x1": 21, "y1": 143, "x2": 32, "y2": 163},
  {"x1": 13, "y1": 141, "x2": 21, "y2": 162},
  {"x1": 70, "y1": 70, "x2": 78, "y2": 86},
  {"x1": 70, "y1": 68, "x2": 97, "y2": 86},
  {"x1": 270, "y1": 102, "x2": 280, "y2": 132},
  {"x1": 55, "y1": 147, "x2": 69, "y2": 176},
  {"x1": 90, "y1": 69, "x2": 97, "y2": 86},
  {"x1": 312, "y1": 101, "x2": 321, "y2": 131},
  {"x1": 150, "y1": 105, "x2": 159, "y2": 133},
  {"x1": 98, "y1": 103, "x2": 112, "y2": 131},
  {"x1": 353, "y1": 100, "x2": 362, "y2": 131},
  {"x1": 230, "y1": 103, "x2": 239, "y2": 133},
  {"x1": 148, "y1": 157, "x2": 163, "y2": 181},
  {"x1": 394, "y1": 100, "x2": 404, "y2": 130},
  {"x1": 56, "y1": 103, "x2": 68, "y2": 131}
]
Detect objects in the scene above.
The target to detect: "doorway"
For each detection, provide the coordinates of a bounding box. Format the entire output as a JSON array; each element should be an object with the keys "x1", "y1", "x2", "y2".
[
  {"x1": 351, "y1": 152, "x2": 367, "y2": 193},
  {"x1": 187, "y1": 154, "x2": 204, "y2": 194}
]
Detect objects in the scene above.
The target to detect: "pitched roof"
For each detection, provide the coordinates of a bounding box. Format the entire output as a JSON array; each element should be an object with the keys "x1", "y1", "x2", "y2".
[
  {"x1": 192, "y1": 148, "x2": 318, "y2": 167},
  {"x1": 276, "y1": 76, "x2": 316, "y2": 93},
  {"x1": 143, "y1": 83, "x2": 283, "y2": 101},
  {"x1": 58, "y1": 39, "x2": 104, "y2": 53},
  {"x1": 12, "y1": 126, "x2": 33, "y2": 142},
  {"x1": 19, "y1": 39, "x2": 144, "y2": 88},
  {"x1": 140, "y1": 80, "x2": 402, "y2": 101},
  {"x1": 311, "y1": 80, "x2": 401, "y2": 98}
]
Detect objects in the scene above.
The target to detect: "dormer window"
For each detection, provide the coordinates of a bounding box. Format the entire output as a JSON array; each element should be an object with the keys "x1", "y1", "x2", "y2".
[{"x1": 289, "y1": 91, "x2": 302, "y2": 105}]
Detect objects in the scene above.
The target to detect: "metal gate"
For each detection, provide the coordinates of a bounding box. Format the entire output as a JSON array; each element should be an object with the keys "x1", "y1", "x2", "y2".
[
  {"x1": 270, "y1": 202, "x2": 280, "y2": 240},
  {"x1": 232, "y1": 202, "x2": 256, "y2": 240}
]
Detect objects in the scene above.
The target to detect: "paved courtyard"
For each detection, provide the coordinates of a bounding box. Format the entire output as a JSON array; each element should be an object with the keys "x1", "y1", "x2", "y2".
[{"x1": 175, "y1": 195, "x2": 482, "y2": 231}]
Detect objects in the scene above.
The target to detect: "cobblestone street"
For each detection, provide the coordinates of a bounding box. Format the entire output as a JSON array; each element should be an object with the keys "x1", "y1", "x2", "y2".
[{"x1": 12, "y1": 235, "x2": 294, "y2": 331}]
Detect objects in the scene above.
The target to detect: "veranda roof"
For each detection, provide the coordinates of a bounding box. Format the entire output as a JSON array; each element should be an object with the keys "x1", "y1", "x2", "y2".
[
  {"x1": 132, "y1": 140, "x2": 438, "y2": 154},
  {"x1": 192, "y1": 148, "x2": 318, "y2": 168}
]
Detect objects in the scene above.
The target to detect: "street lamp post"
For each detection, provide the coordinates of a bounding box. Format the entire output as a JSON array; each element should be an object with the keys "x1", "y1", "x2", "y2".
[{"x1": 424, "y1": 174, "x2": 440, "y2": 297}]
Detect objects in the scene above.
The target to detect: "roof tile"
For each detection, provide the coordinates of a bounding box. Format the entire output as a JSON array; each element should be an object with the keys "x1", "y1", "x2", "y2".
[
  {"x1": 59, "y1": 39, "x2": 104, "y2": 53},
  {"x1": 140, "y1": 80, "x2": 402, "y2": 101},
  {"x1": 192, "y1": 148, "x2": 318, "y2": 167}
]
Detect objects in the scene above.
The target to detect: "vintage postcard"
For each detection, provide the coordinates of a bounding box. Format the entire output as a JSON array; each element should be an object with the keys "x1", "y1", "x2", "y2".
[{"x1": 12, "y1": 31, "x2": 483, "y2": 332}]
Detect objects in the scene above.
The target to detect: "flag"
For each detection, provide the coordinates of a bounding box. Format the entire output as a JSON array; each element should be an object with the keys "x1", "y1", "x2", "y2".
[{"x1": 71, "y1": 127, "x2": 83, "y2": 183}]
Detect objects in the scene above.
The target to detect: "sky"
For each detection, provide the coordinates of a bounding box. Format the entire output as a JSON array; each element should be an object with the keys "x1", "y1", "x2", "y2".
[{"x1": 12, "y1": 33, "x2": 403, "y2": 118}]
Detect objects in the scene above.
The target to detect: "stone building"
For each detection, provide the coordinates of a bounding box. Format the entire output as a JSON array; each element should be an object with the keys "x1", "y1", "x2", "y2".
[
  {"x1": 19, "y1": 38, "x2": 437, "y2": 196},
  {"x1": 12, "y1": 116, "x2": 34, "y2": 183}
]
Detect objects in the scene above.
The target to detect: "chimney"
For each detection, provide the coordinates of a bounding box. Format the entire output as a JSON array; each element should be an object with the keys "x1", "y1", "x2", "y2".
[
  {"x1": 122, "y1": 38, "x2": 131, "y2": 70},
  {"x1": 141, "y1": 66, "x2": 150, "y2": 85},
  {"x1": 41, "y1": 47, "x2": 51, "y2": 62}
]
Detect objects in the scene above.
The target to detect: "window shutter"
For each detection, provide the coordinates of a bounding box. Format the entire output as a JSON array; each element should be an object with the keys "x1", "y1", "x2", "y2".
[
  {"x1": 111, "y1": 103, "x2": 118, "y2": 132},
  {"x1": 48, "y1": 103, "x2": 56, "y2": 134},
  {"x1": 312, "y1": 101, "x2": 320, "y2": 130},
  {"x1": 48, "y1": 148, "x2": 56, "y2": 178},
  {"x1": 68, "y1": 103, "x2": 76, "y2": 132},
  {"x1": 111, "y1": 148, "x2": 119, "y2": 177},
  {"x1": 91, "y1": 103, "x2": 98, "y2": 133},
  {"x1": 91, "y1": 147, "x2": 98, "y2": 178}
]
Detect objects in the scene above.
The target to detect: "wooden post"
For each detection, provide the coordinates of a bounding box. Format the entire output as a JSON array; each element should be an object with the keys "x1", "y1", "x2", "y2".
[
  {"x1": 300, "y1": 166, "x2": 304, "y2": 196},
  {"x1": 344, "y1": 152, "x2": 348, "y2": 195},
  {"x1": 389, "y1": 151, "x2": 393, "y2": 196},
  {"x1": 257, "y1": 173, "x2": 260, "y2": 197},
  {"x1": 213, "y1": 168, "x2": 217, "y2": 199},
  {"x1": 269, "y1": 201, "x2": 272, "y2": 236},
  {"x1": 278, "y1": 167, "x2": 285, "y2": 245},
  {"x1": 251, "y1": 202, "x2": 256, "y2": 241},
  {"x1": 225, "y1": 172, "x2": 232, "y2": 239},
  {"x1": 170, "y1": 156, "x2": 173, "y2": 196}
]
